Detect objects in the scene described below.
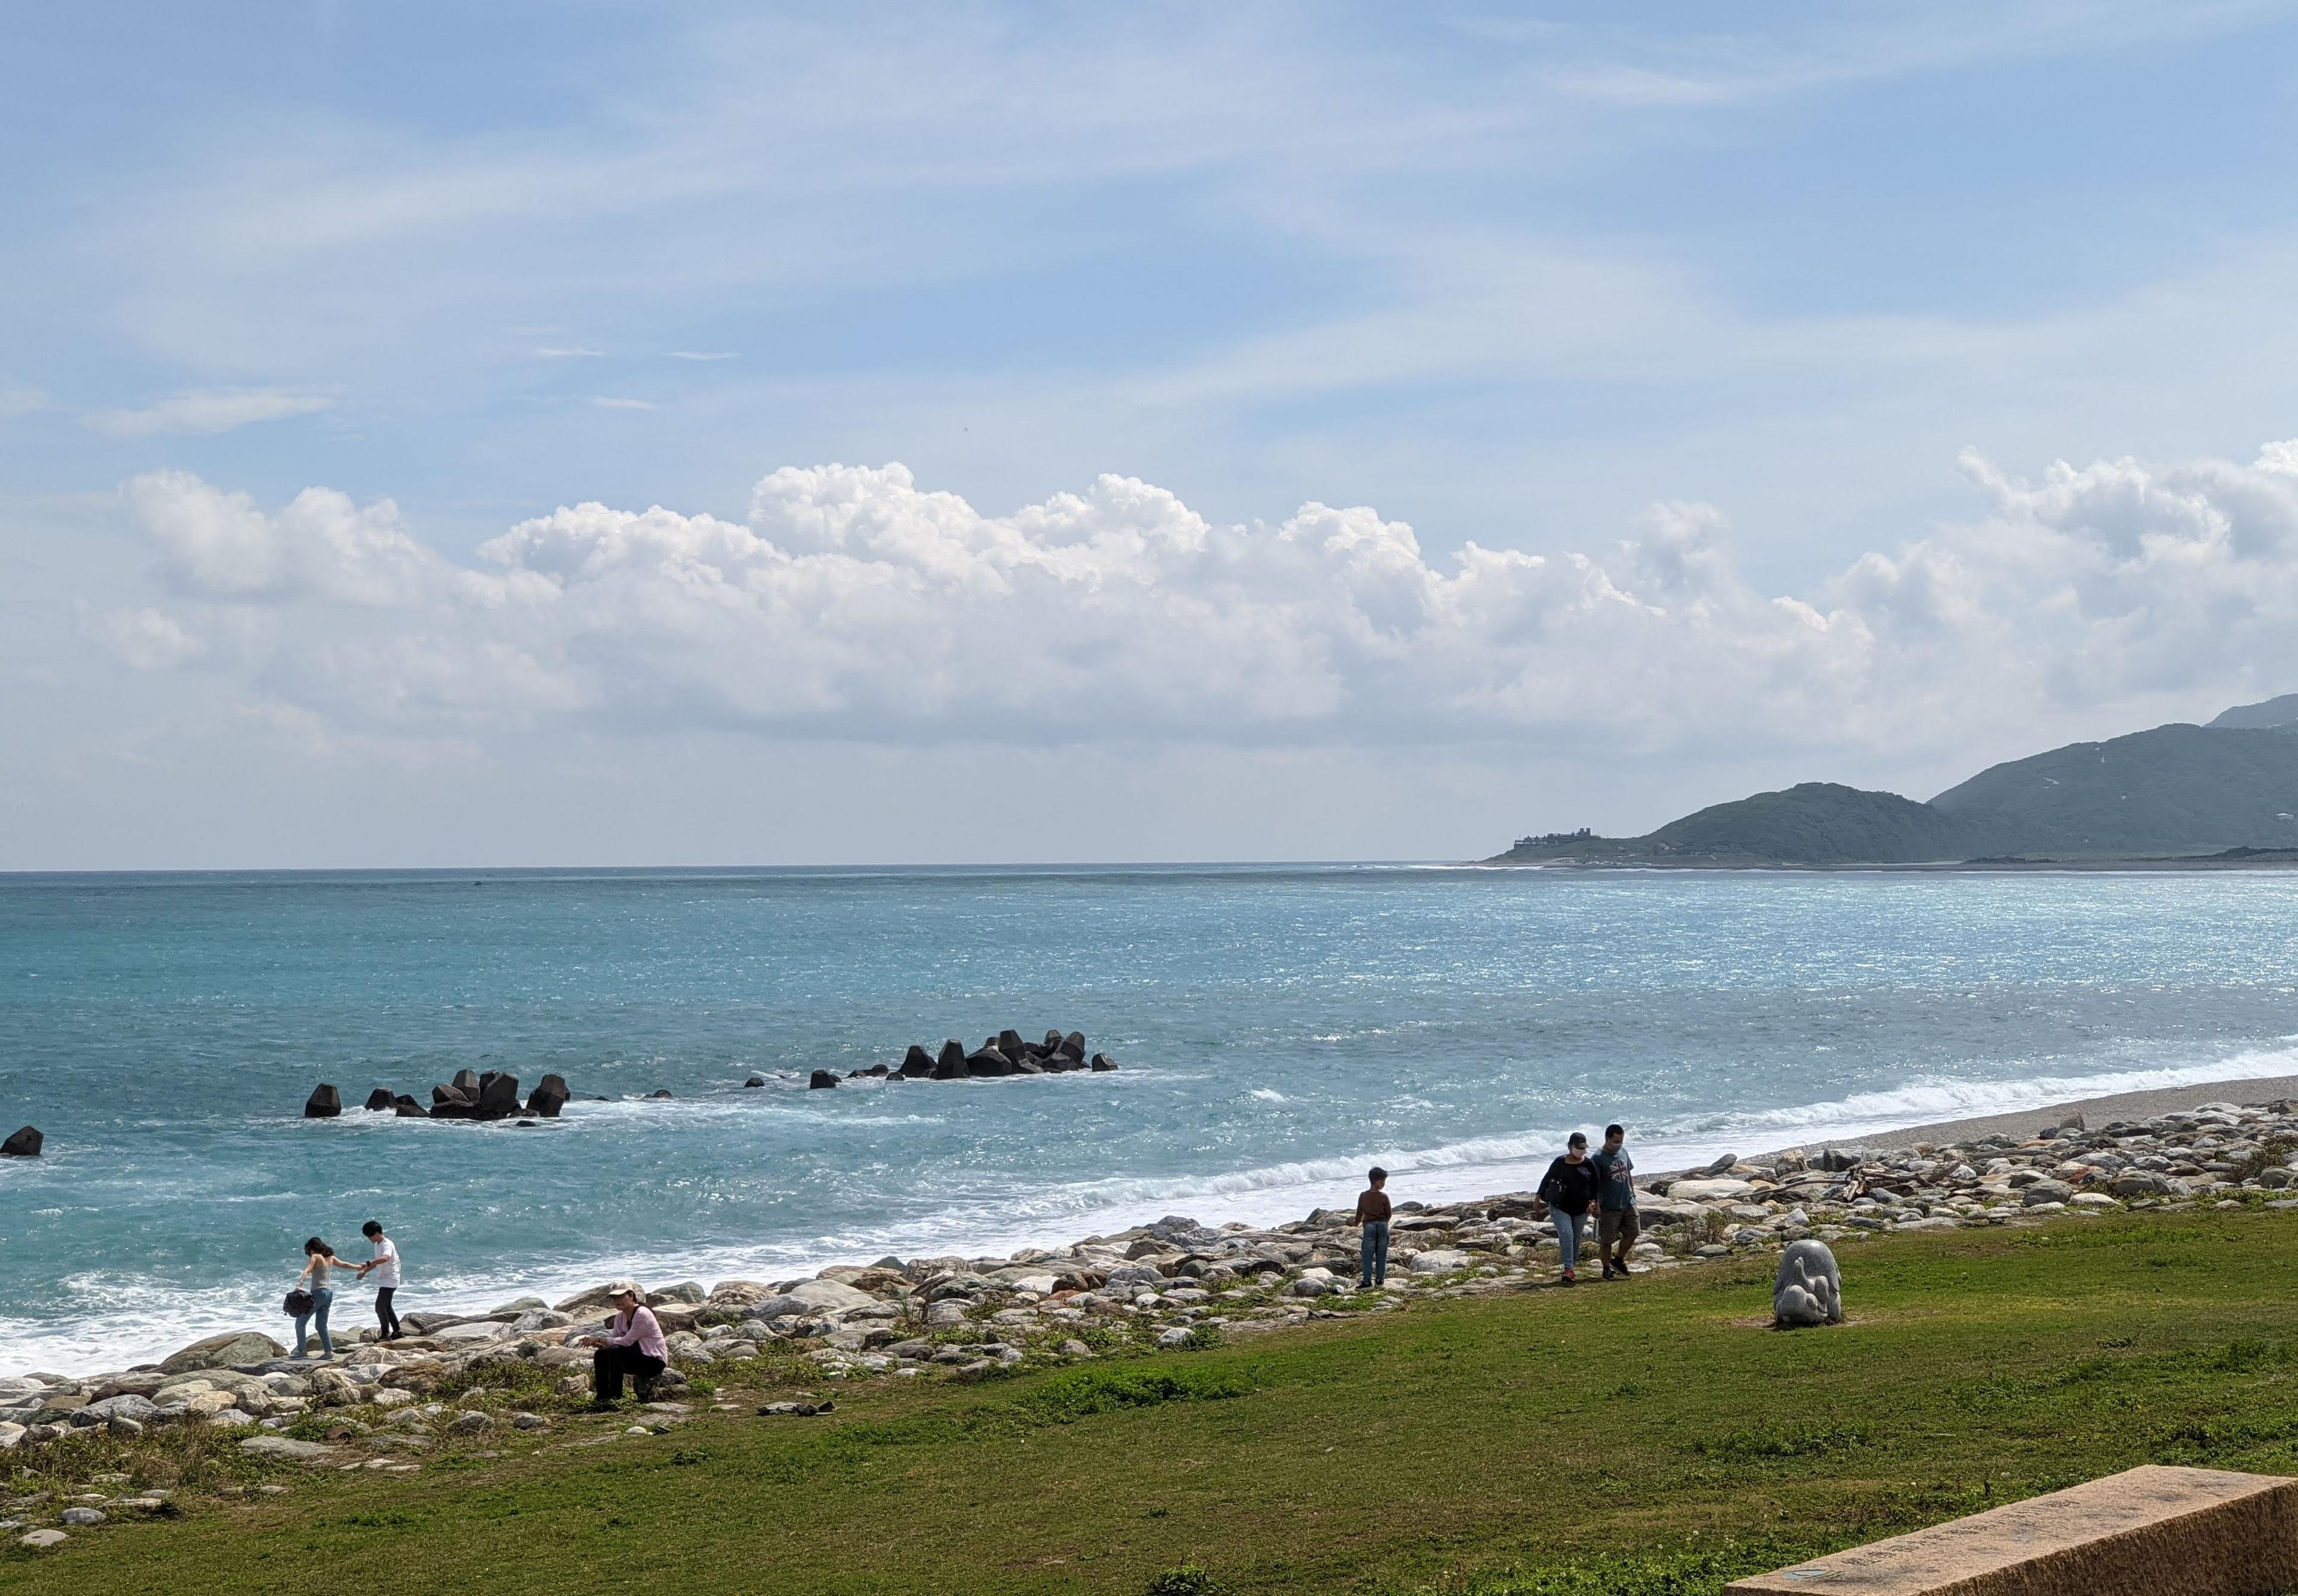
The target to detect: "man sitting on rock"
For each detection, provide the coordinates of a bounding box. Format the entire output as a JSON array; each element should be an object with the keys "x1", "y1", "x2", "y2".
[{"x1": 579, "y1": 1282, "x2": 668, "y2": 1407}]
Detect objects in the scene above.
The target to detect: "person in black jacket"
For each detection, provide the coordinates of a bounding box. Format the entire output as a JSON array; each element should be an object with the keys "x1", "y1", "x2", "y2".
[{"x1": 1540, "y1": 1132, "x2": 1604, "y2": 1285}]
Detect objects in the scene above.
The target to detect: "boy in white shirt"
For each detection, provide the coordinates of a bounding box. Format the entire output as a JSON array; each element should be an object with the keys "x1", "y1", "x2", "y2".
[{"x1": 357, "y1": 1220, "x2": 403, "y2": 1341}]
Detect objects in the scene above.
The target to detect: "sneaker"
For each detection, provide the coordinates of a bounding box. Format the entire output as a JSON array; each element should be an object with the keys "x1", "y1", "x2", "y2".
[{"x1": 1561, "y1": 1271, "x2": 1576, "y2": 1285}]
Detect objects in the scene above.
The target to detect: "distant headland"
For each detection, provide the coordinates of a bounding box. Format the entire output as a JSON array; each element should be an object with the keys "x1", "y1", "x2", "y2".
[{"x1": 1489, "y1": 695, "x2": 2298, "y2": 868}]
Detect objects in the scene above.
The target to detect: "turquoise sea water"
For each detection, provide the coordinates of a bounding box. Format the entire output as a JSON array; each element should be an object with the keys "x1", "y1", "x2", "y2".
[{"x1": 5, "y1": 865, "x2": 2298, "y2": 1375}]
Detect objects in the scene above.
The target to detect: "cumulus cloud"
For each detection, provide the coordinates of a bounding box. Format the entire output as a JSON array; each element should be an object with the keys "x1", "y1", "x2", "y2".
[
  {"x1": 99, "y1": 444, "x2": 2298, "y2": 759},
  {"x1": 84, "y1": 388, "x2": 333, "y2": 437}
]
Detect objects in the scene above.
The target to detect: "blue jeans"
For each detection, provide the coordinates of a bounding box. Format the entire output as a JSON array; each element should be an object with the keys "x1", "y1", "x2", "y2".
[
  {"x1": 1360, "y1": 1220, "x2": 1390, "y2": 1286},
  {"x1": 294, "y1": 1287, "x2": 335, "y2": 1357},
  {"x1": 1552, "y1": 1210, "x2": 1587, "y2": 1273}
]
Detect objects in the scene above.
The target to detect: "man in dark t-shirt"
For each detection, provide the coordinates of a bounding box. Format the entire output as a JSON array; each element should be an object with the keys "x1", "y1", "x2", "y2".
[
  {"x1": 1355, "y1": 1168, "x2": 1393, "y2": 1287},
  {"x1": 1588, "y1": 1123, "x2": 1639, "y2": 1281}
]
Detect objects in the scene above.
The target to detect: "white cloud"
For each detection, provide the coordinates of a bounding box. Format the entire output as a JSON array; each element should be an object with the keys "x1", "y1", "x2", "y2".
[
  {"x1": 535, "y1": 347, "x2": 605, "y2": 358},
  {"x1": 590, "y1": 397, "x2": 655, "y2": 411},
  {"x1": 84, "y1": 388, "x2": 334, "y2": 437},
  {"x1": 83, "y1": 606, "x2": 207, "y2": 671},
  {"x1": 102, "y1": 442, "x2": 2298, "y2": 764},
  {"x1": 667, "y1": 351, "x2": 736, "y2": 361},
  {"x1": 0, "y1": 380, "x2": 47, "y2": 418}
]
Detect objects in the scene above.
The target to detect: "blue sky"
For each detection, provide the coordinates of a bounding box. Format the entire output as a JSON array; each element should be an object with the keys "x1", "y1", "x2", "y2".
[{"x1": 7, "y1": 2, "x2": 2298, "y2": 867}]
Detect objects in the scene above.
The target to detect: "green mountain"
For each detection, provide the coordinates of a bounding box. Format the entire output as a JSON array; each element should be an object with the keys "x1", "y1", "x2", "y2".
[
  {"x1": 1492, "y1": 698, "x2": 2298, "y2": 866},
  {"x1": 1931, "y1": 722, "x2": 2298, "y2": 856},
  {"x1": 2209, "y1": 694, "x2": 2298, "y2": 730}
]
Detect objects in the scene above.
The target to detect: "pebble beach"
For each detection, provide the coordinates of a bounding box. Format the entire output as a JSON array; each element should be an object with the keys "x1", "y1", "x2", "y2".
[{"x1": 10, "y1": 1071, "x2": 2298, "y2": 1552}]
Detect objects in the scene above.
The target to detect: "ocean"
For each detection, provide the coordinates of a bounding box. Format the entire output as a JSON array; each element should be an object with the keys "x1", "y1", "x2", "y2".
[{"x1": 4, "y1": 864, "x2": 2297, "y2": 1376}]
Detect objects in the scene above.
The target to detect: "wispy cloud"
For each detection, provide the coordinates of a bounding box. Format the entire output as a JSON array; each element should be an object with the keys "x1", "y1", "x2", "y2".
[
  {"x1": 83, "y1": 388, "x2": 334, "y2": 437},
  {"x1": 0, "y1": 379, "x2": 48, "y2": 418},
  {"x1": 590, "y1": 396, "x2": 655, "y2": 410},
  {"x1": 534, "y1": 347, "x2": 606, "y2": 358},
  {"x1": 668, "y1": 351, "x2": 737, "y2": 361}
]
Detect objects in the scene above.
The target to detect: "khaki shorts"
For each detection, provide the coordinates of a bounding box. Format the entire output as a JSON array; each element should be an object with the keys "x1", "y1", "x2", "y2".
[{"x1": 1598, "y1": 1209, "x2": 1641, "y2": 1248}]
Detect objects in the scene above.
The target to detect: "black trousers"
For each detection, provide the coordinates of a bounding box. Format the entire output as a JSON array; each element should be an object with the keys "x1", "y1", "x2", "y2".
[
  {"x1": 373, "y1": 1287, "x2": 402, "y2": 1339},
  {"x1": 594, "y1": 1343, "x2": 666, "y2": 1402}
]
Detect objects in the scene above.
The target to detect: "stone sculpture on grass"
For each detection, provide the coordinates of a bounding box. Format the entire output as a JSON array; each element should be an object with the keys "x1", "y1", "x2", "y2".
[{"x1": 1773, "y1": 1238, "x2": 1842, "y2": 1328}]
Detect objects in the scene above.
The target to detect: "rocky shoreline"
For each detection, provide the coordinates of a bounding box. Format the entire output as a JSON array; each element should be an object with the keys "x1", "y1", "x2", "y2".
[{"x1": 9, "y1": 1088, "x2": 2298, "y2": 1552}]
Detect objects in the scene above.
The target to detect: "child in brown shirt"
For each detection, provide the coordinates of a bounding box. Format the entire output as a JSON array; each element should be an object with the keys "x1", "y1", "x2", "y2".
[{"x1": 1356, "y1": 1167, "x2": 1393, "y2": 1287}]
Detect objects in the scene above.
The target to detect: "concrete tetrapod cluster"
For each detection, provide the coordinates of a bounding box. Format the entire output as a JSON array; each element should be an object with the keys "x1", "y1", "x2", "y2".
[
  {"x1": 805, "y1": 1027, "x2": 1120, "y2": 1089},
  {"x1": 303, "y1": 1071, "x2": 571, "y2": 1123}
]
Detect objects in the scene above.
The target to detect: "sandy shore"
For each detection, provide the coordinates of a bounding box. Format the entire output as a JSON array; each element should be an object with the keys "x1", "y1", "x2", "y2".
[{"x1": 1797, "y1": 1072, "x2": 2298, "y2": 1156}]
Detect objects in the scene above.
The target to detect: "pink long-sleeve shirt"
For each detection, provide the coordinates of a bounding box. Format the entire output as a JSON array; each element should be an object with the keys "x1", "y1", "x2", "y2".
[{"x1": 606, "y1": 1303, "x2": 667, "y2": 1361}]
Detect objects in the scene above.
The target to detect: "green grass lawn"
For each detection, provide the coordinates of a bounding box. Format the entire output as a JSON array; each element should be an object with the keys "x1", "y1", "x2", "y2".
[{"x1": 16, "y1": 1208, "x2": 2298, "y2": 1595}]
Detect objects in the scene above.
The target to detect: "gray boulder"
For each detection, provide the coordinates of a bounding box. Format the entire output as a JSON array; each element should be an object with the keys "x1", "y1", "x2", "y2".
[
  {"x1": 2022, "y1": 1178, "x2": 2076, "y2": 1207},
  {"x1": 1090, "y1": 1054, "x2": 1119, "y2": 1072},
  {"x1": 303, "y1": 1083, "x2": 342, "y2": 1119},
  {"x1": 525, "y1": 1074, "x2": 569, "y2": 1117},
  {"x1": 756, "y1": 1279, "x2": 877, "y2": 1318},
  {"x1": 0, "y1": 1126, "x2": 39, "y2": 1157},
  {"x1": 1773, "y1": 1238, "x2": 1843, "y2": 1328},
  {"x1": 84, "y1": 1394, "x2": 160, "y2": 1424},
  {"x1": 239, "y1": 1434, "x2": 333, "y2": 1461},
  {"x1": 363, "y1": 1087, "x2": 395, "y2": 1111},
  {"x1": 966, "y1": 1048, "x2": 1017, "y2": 1077},
  {"x1": 161, "y1": 1331, "x2": 287, "y2": 1373},
  {"x1": 901, "y1": 1045, "x2": 935, "y2": 1078},
  {"x1": 2110, "y1": 1171, "x2": 2188, "y2": 1197},
  {"x1": 808, "y1": 1070, "x2": 839, "y2": 1089}
]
